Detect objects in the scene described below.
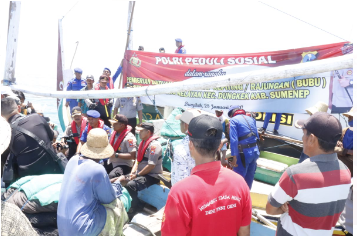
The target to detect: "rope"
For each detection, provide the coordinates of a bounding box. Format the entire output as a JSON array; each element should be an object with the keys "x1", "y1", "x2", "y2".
[
  {"x1": 61, "y1": 1, "x2": 79, "y2": 20},
  {"x1": 259, "y1": 1, "x2": 348, "y2": 42}
]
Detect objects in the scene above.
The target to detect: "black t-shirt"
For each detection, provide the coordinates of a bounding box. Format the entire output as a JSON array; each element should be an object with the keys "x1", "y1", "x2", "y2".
[{"x1": 9, "y1": 114, "x2": 61, "y2": 177}]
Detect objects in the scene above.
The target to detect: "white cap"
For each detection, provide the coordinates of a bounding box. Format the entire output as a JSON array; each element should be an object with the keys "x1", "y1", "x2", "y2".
[{"x1": 175, "y1": 109, "x2": 201, "y2": 124}]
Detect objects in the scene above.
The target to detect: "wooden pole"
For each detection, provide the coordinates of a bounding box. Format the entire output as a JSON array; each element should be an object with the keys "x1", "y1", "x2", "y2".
[
  {"x1": 10, "y1": 54, "x2": 353, "y2": 99},
  {"x1": 3, "y1": 1, "x2": 21, "y2": 85},
  {"x1": 118, "y1": 1, "x2": 136, "y2": 89}
]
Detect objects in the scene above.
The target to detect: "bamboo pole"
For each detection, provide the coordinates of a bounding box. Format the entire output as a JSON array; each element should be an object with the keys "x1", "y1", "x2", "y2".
[
  {"x1": 118, "y1": 1, "x2": 136, "y2": 89},
  {"x1": 10, "y1": 54, "x2": 353, "y2": 99}
]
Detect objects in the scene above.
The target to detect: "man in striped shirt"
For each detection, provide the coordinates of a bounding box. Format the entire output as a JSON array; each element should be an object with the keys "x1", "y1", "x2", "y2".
[{"x1": 266, "y1": 112, "x2": 351, "y2": 236}]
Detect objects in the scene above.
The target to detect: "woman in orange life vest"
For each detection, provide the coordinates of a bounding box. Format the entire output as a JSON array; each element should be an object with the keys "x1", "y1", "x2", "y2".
[{"x1": 93, "y1": 75, "x2": 114, "y2": 127}]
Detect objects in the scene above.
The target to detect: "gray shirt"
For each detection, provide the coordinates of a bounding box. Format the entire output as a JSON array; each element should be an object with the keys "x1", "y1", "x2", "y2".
[
  {"x1": 114, "y1": 97, "x2": 143, "y2": 118},
  {"x1": 137, "y1": 140, "x2": 163, "y2": 179},
  {"x1": 108, "y1": 132, "x2": 137, "y2": 168},
  {"x1": 64, "y1": 124, "x2": 81, "y2": 137}
]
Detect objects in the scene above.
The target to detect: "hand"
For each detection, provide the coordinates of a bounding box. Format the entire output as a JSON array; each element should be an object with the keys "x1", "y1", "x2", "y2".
[
  {"x1": 27, "y1": 101, "x2": 33, "y2": 108},
  {"x1": 65, "y1": 102, "x2": 69, "y2": 107},
  {"x1": 231, "y1": 156, "x2": 238, "y2": 168},
  {"x1": 338, "y1": 76, "x2": 350, "y2": 88},
  {"x1": 221, "y1": 159, "x2": 228, "y2": 167},
  {"x1": 337, "y1": 141, "x2": 343, "y2": 148},
  {"x1": 280, "y1": 202, "x2": 289, "y2": 213},
  {"x1": 110, "y1": 177, "x2": 119, "y2": 183},
  {"x1": 129, "y1": 173, "x2": 137, "y2": 180},
  {"x1": 49, "y1": 122, "x2": 55, "y2": 130}
]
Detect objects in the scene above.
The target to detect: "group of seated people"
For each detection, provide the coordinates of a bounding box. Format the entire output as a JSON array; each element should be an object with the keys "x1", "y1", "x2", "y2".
[{"x1": 1, "y1": 93, "x2": 353, "y2": 236}]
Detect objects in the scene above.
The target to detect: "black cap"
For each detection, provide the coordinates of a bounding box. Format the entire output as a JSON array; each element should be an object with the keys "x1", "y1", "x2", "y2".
[
  {"x1": 136, "y1": 122, "x2": 154, "y2": 133},
  {"x1": 71, "y1": 106, "x2": 82, "y2": 116},
  {"x1": 295, "y1": 112, "x2": 342, "y2": 144},
  {"x1": 109, "y1": 114, "x2": 128, "y2": 125},
  {"x1": 188, "y1": 114, "x2": 222, "y2": 140},
  {"x1": 125, "y1": 82, "x2": 134, "y2": 88}
]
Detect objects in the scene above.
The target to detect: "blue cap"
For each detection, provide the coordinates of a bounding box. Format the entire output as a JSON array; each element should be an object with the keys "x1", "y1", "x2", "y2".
[
  {"x1": 87, "y1": 110, "x2": 100, "y2": 118},
  {"x1": 74, "y1": 68, "x2": 83, "y2": 74},
  {"x1": 175, "y1": 38, "x2": 182, "y2": 42},
  {"x1": 103, "y1": 68, "x2": 111, "y2": 73}
]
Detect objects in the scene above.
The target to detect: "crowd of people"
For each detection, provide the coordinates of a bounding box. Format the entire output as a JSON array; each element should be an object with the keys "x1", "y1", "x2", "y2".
[{"x1": 0, "y1": 37, "x2": 353, "y2": 235}]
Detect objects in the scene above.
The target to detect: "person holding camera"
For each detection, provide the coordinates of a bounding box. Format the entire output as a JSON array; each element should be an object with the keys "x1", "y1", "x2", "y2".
[
  {"x1": 1, "y1": 98, "x2": 62, "y2": 185},
  {"x1": 60, "y1": 107, "x2": 88, "y2": 160}
]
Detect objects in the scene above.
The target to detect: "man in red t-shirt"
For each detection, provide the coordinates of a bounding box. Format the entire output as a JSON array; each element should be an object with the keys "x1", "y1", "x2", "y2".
[{"x1": 161, "y1": 114, "x2": 252, "y2": 236}]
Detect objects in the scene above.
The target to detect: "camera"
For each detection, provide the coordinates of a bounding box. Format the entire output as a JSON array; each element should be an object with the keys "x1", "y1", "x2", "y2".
[
  {"x1": 61, "y1": 133, "x2": 80, "y2": 144},
  {"x1": 56, "y1": 142, "x2": 69, "y2": 151}
]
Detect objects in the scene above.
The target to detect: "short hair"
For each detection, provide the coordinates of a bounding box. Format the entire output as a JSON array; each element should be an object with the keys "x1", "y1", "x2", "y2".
[
  {"x1": 12, "y1": 90, "x2": 25, "y2": 101},
  {"x1": 99, "y1": 75, "x2": 109, "y2": 81},
  {"x1": 190, "y1": 137, "x2": 221, "y2": 158},
  {"x1": 1, "y1": 98, "x2": 18, "y2": 116},
  {"x1": 306, "y1": 130, "x2": 336, "y2": 153}
]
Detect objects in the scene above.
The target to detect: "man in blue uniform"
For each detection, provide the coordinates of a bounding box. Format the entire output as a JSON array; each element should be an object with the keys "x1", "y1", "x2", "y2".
[
  {"x1": 175, "y1": 38, "x2": 186, "y2": 54},
  {"x1": 76, "y1": 110, "x2": 112, "y2": 154},
  {"x1": 260, "y1": 112, "x2": 282, "y2": 135},
  {"x1": 228, "y1": 106, "x2": 260, "y2": 189},
  {"x1": 66, "y1": 68, "x2": 86, "y2": 113}
]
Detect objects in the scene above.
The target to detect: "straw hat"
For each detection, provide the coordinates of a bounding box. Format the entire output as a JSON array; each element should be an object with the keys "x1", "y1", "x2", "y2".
[
  {"x1": 0, "y1": 116, "x2": 11, "y2": 155},
  {"x1": 343, "y1": 107, "x2": 354, "y2": 118},
  {"x1": 80, "y1": 128, "x2": 114, "y2": 159},
  {"x1": 305, "y1": 101, "x2": 328, "y2": 115}
]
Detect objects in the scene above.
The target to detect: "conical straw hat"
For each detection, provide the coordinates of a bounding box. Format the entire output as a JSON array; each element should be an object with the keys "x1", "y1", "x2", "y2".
[
  {"x1": 305, "y1": 101, "x2": 328, "y2": 115},
  {"x1": 80, "y1": 128, "x2": 114, "y2": 159},
  {"x1": 0, "y1": 116, "x2": 11, "y2": 155},
  {"x1": 343, "y1": 107, "x2": 354, "y2": 118}
]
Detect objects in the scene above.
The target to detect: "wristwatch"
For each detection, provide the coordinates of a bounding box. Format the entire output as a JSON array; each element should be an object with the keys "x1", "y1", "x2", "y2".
[
  {"x1": 136, "y1": 172, "x2": 139, "y2": 177},
  {"x1": 115, "y1": 153, "x2": 119, "y2": 158}
]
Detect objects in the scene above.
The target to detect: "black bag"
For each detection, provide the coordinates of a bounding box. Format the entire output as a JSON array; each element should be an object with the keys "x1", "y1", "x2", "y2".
[
  {"x1": 14, "y1": 126, "x2": 68, "y2": 173},
  {"x1": 9, "y1": 116, "x2": 68, "y2": 174}
]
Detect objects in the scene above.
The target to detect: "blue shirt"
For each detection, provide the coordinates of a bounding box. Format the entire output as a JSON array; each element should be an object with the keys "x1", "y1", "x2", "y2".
[
  {"x1": 230, "y1": 115, "x2": 259, "y2": 161},
  {"x1": 112, "y1": 65, "x2": 123, "y2": 86},
  {"x1": 80, "y1": 124, "x2": 112, "y2": 142},
  {"x1": 66, "y1": 78, "x2": 87, "y2": 102},
  {"x1": 342, "y1": 128, "x2": 353, "y2": 150},
  {"x1": 177, "y1": 47, "x2": 186, "y2": 54},
  {"x1": 57, "y1": 155, "x2": 120, "y2": 236},
  {"x1": 77, "y1": 86, "x2": 93, "y2": 114}
]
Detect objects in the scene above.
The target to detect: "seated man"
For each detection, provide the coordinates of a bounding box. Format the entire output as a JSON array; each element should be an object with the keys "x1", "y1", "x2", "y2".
[
  {"x1": 1, "y1": 98, "x2": 61, "y2": 185},
  {"x1": 61, "y1": 107, "x2": 87, "y2": 160},
  {"x1": 108, "y1": 114, "x2": 137, "y2": 179},
  {"x1": 76, "y1": 110, "x2": 111, "y2": 154},
  {"x1": 125, "y1": 122, "x2": 163, "y2": 214},
  {"x1": 57, "y1": 128, "x2": 127, "y2": 236}
]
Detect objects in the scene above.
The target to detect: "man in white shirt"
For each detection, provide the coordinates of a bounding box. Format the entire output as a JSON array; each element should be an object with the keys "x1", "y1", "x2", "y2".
[{"x1": 170, "y1": 109, "x2": 201, "y2": 186}]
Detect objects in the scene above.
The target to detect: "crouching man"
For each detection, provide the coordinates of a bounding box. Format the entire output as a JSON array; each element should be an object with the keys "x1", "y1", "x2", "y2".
[
  {"x1": 125, "y1": 122, "x2": 163, "y2": 215},
  {"x1": 57, "y1": 128, "x2": 128, "y2": 236}
]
